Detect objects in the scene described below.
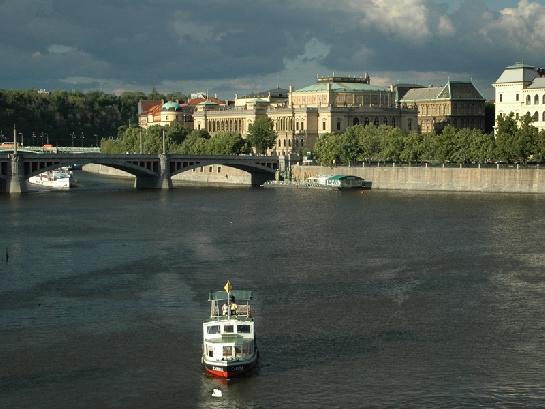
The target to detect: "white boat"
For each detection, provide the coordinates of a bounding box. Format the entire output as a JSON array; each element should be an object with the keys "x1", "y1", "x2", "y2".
[
  {"x1": 202, "y1": 281, "x2": 258, "y2": 378},
  {"x1": 28, "y1": 167, "x2": 74, "y2": 189},
  {"x1": 306, "y1": 174, "x2": 365, "y2": 189}
]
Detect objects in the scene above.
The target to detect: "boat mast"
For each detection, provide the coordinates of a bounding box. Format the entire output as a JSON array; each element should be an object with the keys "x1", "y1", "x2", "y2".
[{"x1": 224, "y1": 280, "x2": 232, "y2": 319}]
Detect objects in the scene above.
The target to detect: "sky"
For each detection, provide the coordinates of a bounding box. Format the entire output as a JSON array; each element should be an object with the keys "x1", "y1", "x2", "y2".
[{"x1": 0, "y1": 0, "x2": 544, "y2": 99}]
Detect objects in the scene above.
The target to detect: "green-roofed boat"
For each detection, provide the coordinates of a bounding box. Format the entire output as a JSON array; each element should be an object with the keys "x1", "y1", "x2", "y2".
[{"x1": 202, "y1": 282, "x2": 258, "y2": 378}]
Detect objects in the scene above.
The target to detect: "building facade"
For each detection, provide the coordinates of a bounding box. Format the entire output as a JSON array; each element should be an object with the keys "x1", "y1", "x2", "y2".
[
  {"x1": 493, "y1": 62, "x2": 545, "y2": 131},
  {"x1": 193, "y1": 75, "x2": 418, "y2": 155},
  {"x1": 138, "y1": 100, "x2": 193, "y2": 129},
  {"x1": 399, "y1": 81, "x2": 485, "y2": 133}
]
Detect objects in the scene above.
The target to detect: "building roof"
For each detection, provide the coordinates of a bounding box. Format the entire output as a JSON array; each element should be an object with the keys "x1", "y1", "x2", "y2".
[
  {"x1": 495, "y1": 62, "x2": 538, "y2": 84},
  {"x1": 295, "y1": 81, "x2": 386, "y2": 93},
  {"x1": 400, "y1": 81, "x2": 484, "y2": 102},
  {"x1": 527, "y1": 78, "x2": 545, "y2": 89},
  {"x1": 188, "y1": 97, "x2": 225, "y2": 105},
  {"x1": 138, "y1": 100, "x2": 162, "y2": 115},
  {"x1": 240, "y1": 87, "x2": 289, "y2": 99},
  {"x1": 401, "y1": 86, "x2": 443, "y2": 101},
  {"x1": 162, "y1": 101, "x2": 181, "y2": 111}
]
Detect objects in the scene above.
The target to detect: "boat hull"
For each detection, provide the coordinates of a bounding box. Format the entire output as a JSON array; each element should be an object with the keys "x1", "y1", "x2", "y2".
[{"x1": 203, "y1": 355, "x2": 258, "y2": 378}]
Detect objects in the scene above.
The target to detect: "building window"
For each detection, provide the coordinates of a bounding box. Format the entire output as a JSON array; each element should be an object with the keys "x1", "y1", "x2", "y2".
[
  {"x1": 527, "y1": 95, "x2": 531, "y2": 105},
  {"x1": 322, "y1": 122, "x2": 326, "y2": 130},
  {"x1": 217, "y1": 166, "x2": 221, "y2": 173},
  {"x1": 542, "y1": 112, "x2": 545, "y2": 122},
  {"x1": 543, "y1": 95, "x2": 545, "y2": 105},
  {"x1": 336, "y1": 121, "x2": 341, "y2": 131},
  {"x1": 535, "y1": 95, "x2": 539, "y2": 105},
  {"x1": 499, "y1": 94, "x2": 503, "y2": 102},
  {"x1": 534, "y1": 111, "x2": 539, "y2": 122},
  {"x1": 516, "y1": 94, "x2": 519, "y2": 101}
]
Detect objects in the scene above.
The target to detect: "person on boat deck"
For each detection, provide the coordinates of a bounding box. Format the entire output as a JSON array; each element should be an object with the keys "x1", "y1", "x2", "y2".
[
  {"x1": 222, "y1": 303, "x2": 229, "y2": 316},
  {"x1": 230, "y1": 296, "x2": 238, "y2": 315}
]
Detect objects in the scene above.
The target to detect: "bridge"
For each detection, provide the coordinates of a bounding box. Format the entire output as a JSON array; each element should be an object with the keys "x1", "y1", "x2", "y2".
[{"x1": 0, "y1": 152, "x2": 279, "y2": 194}]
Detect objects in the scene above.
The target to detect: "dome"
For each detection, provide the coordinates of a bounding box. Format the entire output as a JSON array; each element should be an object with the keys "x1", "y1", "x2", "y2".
[{"x1": 162, "y1": 101, "x2": 181, "y2": 111}]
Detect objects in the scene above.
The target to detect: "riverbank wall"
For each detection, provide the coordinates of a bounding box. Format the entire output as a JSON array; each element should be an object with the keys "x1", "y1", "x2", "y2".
[
  {"x1": 291, "y1": 164, "x2": 545, "y2": 193},
  {"x1": 82, "y1": 164, "x2": 252, "y2": 185}
]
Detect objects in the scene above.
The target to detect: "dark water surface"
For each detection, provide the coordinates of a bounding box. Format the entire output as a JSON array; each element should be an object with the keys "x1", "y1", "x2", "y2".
[{"x1": 1, "y1": 172, "x2": 545, "y2": 408}]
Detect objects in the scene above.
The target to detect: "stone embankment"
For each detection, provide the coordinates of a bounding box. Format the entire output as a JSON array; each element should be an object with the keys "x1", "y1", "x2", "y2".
[
  {"x1": 82, "y1": 164, "x2": 252, "y2": 185},
  {"x1": 291, "y1": 164, "x2": 545, "y2": 194}
]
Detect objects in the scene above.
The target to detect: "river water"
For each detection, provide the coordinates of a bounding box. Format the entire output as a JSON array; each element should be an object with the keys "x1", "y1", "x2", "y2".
[{"x1": 1, "y1": 171, "x2": 545, "y2": 408}]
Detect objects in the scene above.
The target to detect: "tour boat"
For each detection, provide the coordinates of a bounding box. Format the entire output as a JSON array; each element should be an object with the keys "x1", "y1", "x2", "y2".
[
  {"x1": 202, "y1": 281, "x2": 258, "y2": 378},
  {"x1": 28, "y1": 168, "x2": 74, "y2": 189}
]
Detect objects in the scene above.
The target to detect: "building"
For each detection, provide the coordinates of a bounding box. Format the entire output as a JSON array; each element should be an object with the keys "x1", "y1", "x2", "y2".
[
  {"x1": 399, "y1": 81, "x2": 485, "y2": 133},
  {"x1": 493, "y1": 62, "x2": 545, "y2": 131},
  {"x1": 138, "y1": 99, "x2": 193, "y2": 129},
  {"x1": 193, "y1": 74, "x2": 418, "y2": 155},
  {"x1": 137, "y1": 96, "x2": 228, "y2": 129}
]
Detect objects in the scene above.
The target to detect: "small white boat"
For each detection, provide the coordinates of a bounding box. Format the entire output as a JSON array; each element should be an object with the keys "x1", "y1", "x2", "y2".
[
  {"x1": 202, "y1": 281, "x2": 258, "y2": 378},
  {"x1": 28, "y1": 167, "x2": 74, "y2": 189}
]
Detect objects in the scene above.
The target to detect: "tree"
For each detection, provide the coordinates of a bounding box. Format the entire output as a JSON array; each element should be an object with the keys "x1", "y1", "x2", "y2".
[
  {"x1": 495, "y1": 113, "x2": 518, "y2": 162},
  {"x1": 313, "y1": 132, "x2": 342, "y2": 166},
  {"x1": 514, "y1": 113, "x2": 538, "y2": 163},
  {"x1": 246, "y1": 118, "x2": 276, "y2": 154},
  {"x1": 207, "y1": 132, "x2": 248, "y2": 155}
]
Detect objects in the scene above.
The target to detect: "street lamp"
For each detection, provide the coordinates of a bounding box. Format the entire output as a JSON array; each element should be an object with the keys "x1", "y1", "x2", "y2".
[
  {"x1": 18, "y1": 132, "x2": 23, "y2": 146},
  {"x1": 80, "y1": 132, "x2": 85, "y2": 147}
]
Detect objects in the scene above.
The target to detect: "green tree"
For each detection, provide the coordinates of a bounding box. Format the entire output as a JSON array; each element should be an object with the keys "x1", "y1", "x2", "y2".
[
  {"x1": 313, "y1": 132, "x2": 342, "y2": 166},
  {"x1": 246, "y1": 118, "x2": 276, "y2": 154},
  {"x1": 206, "y1": 132, "x2": 248, "y2": 155},
  {"x1": 494, "y1": 113, "x2": 518, "y2": 162}
]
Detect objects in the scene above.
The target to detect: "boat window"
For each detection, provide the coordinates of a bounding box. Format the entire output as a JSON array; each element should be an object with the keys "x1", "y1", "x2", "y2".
[
  {"x1": 223, "y1": 346, "x2": 233, "y2": 357},
  {"x1": 235, "y1": 346, "x2": 242, "y2": 357},
  {"x1": 237, "y1": 325, "x2": 251, "y2": 334},
  {"x1": 223, "y1": 325, "x2": 234, "y2": 333},
  {"x1": 207, "y1": 325, "x2": 220, "y2": 334},
  {"x1": 207, "y1": 345, "x2": 214, "y2": 357}
]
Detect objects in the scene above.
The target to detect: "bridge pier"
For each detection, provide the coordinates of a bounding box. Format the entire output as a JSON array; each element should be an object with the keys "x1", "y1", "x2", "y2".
[
  {"x1": 6, "y1": 154, "x2": 27, "y2": 194},
  {"x1": 134, "y1": 154, "x2": 172, "y2": 190},
  {"x1": 250, "y1": 172, "x2": 275, "y2": 186}
]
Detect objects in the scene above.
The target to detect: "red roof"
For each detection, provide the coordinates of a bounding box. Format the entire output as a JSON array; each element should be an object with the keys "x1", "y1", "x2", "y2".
[{"x1": 187, "y1": 97, "x2": 225, "y2": 106}]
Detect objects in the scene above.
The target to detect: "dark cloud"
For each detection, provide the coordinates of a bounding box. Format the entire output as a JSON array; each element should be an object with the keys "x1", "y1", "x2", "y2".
[{"x1": 0, "y1": 0, "x2": 538, "y2": 98}]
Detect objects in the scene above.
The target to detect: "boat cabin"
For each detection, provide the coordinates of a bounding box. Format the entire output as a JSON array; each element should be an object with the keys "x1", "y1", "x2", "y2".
[{"x1": 203, "y1": 290, "x2": 256, "y2": 362}]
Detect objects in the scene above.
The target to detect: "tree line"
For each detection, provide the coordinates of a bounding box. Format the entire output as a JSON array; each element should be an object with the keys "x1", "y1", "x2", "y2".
[
  {"x1": 101, "y1": 118, "x2": 277, "y2": 155},
  {"x1": 313, "y1": 113, "x2": 545, "y2": 165},
  {"x1": 0, "y1": 89, "x2": 186, "y2": 146}
]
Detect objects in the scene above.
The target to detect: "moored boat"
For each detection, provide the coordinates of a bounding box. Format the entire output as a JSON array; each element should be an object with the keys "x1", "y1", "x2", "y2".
[
  {"x1": 202, "y1": 281, "x2": 258, "y2": 378},
  {"x1": 28, "y1": 167, "x2": 74, "y2": 189}
]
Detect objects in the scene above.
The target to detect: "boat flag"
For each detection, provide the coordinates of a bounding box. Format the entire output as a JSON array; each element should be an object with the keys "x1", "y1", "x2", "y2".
[{"x1": 224, "y1": 280, "x2": 232, "y2": 293}]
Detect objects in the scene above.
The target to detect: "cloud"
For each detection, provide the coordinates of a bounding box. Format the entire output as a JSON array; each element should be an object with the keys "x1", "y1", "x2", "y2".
[
  {"x1": 480, "y1": 0, "x2": 545, "y2": 55},
  {"x1": 47, "y1": 44, "x2": 77, "y2": 55}
]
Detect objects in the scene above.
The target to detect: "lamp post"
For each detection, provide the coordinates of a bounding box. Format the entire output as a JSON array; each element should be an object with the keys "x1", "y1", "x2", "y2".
[
  {"x1": 71, "y1": 132, "x2": 75, "y2": 147},
  {"x1": 18, "y1": 132, "x2": 23, "y2": 146},
  {"x1": 80, "y1": 132, "x2": 85, "y2": 147},
  {"x1": 94, "y1": 134, "x2": 98, "y2": 147}
]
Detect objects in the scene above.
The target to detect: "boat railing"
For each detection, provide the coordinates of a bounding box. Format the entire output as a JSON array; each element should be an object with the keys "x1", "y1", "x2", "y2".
[{"x1": 209, "y1": 303, "x2": 252, "y2": 319}]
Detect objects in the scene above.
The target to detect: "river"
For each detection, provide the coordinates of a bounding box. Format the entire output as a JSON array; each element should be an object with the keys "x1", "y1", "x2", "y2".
[{"x1": 1, "y1": 171, "x2": 545, "y2": 408}]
